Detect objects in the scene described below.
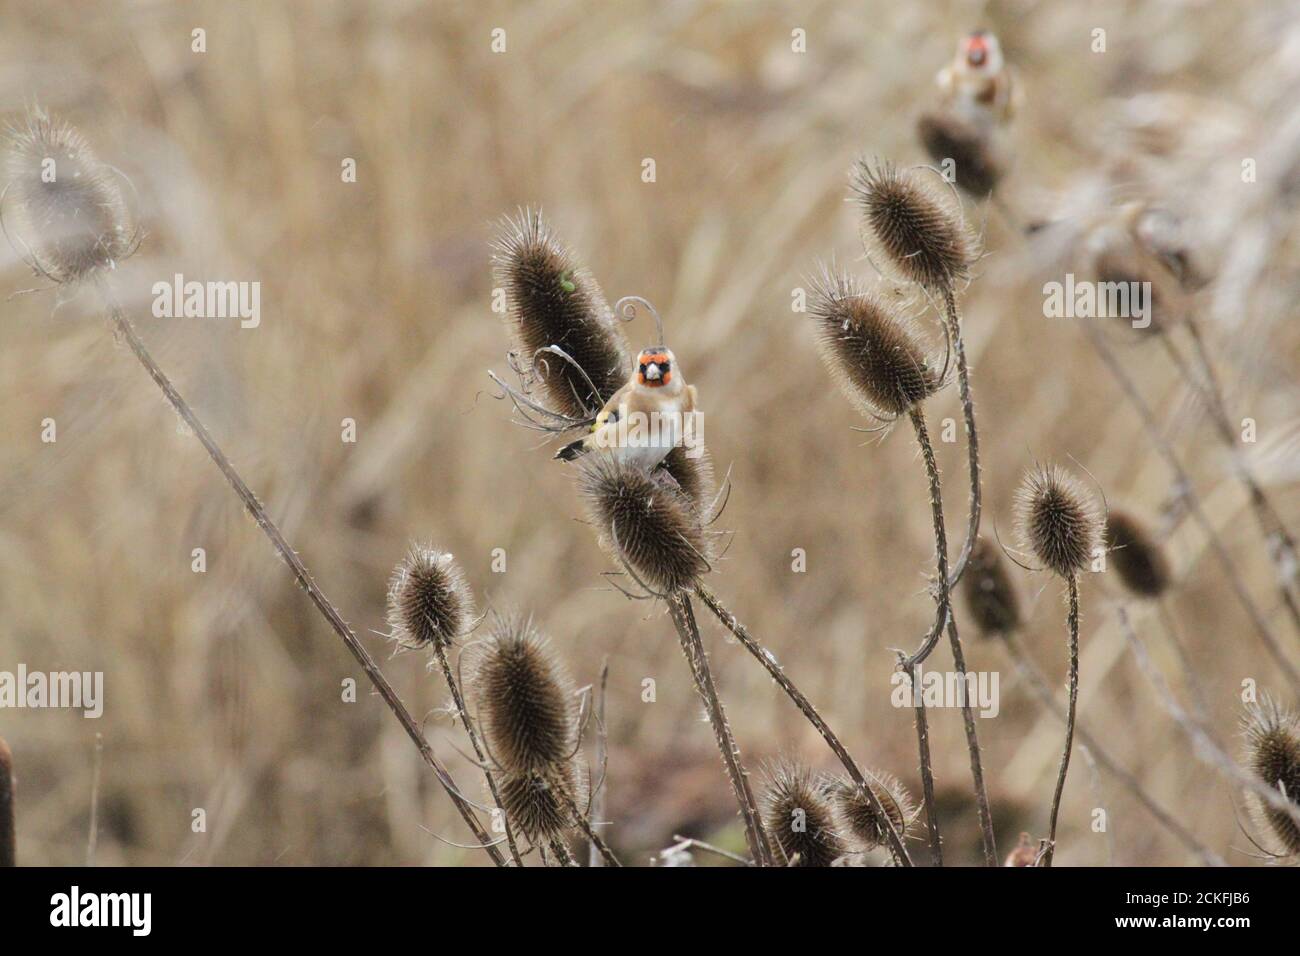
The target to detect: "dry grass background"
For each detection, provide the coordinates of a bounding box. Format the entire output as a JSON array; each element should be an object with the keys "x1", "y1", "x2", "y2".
[{"x1": 1, "y1": 0, "x2": 1298, "y2": 865}]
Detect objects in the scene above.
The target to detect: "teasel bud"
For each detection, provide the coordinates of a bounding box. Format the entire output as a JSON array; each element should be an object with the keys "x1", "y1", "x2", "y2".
[
  {"x1": 829, "y1": 772, "x2": 913, "y2": 852},
  {"x1": 385, "y1": 545, "x2": 473, "y2": 650},
  {"x1": 577, "y1": 453, "x2": 711, "y2": 595},
  {"x1": 0, "y1": 736, "x2": 13, "y2": 867},
  {"x1": 1003, "y1": 831, "x2": 1038, "y2": 867},
  {"x1": 1105, "y1": 510, "x2": 1172, "y2": 598},
  {"x1": 850, "y1": 159, "x2": 976, "y2": 292},
  {"x1": 469, "y1": 615, "x2": 579, "y2": 775},
  {"x1": 807, "y1": 267, "x2": 943, "y2": 419},
  {"x1": 761, "y1": 762, "x2": 845, "y2": 867},
  {"x1": 491, "y1": 209, "x2": 630, "y2": 418},
  {"x1": 916, "y1": 111, "x2": 1005, "y2": 198},
  {"x1": 1242, "y1": 696, "x2": 1300, "y2": 856},
  {"x1": 4, "y1": 109, "x2": 134, "y2": 284},
  {"x1": 962, "y1": 536, "x2": 1022, "y2": 637},
  {"x1": 1015, "y1": 464, "x2": 1103, "y2": 579}
]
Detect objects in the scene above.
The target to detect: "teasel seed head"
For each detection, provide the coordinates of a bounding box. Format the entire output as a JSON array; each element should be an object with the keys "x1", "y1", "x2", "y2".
[
  {"x1": 577, "y1": 453, "x2": 711, "y2": 595},
  {"x1": 761, "y1": 762, "x2": 845, "y2": 867},
  {"x1": 1015, "y1": 464, "x2": 1103, "y2": 579},
  {"x1": 1242, "y1": 696, "x2": 1300, "y2": 856},
  {"x1": 962, "y1": 536, "x2": 1022, "y2": 637},
  {"x1": 1003, "y1": 831, "x2": 1038, "y2": 867},
  {"x1": 830, "y1": 772, "x2": 913, "y2": 852},
  {"x1": 850, "y1": 159, "x2": 976, "y2": 292},
  {"x1": 0, "y1": 736, "x2": 13, "y2": 867},
  {"x1": 1105, "y1": 509, "x2": 1172, "y2": 598},
  {"x1": 659, "y1": 443, "x2": 716, "y2": 519},
  {"x1": 469, "y1": 614, "x2": 579, "y2": 777},
  {"x1": 916, "y1": 111, "x2": 1005, "y2": 198},
  {"x1": 807, "y1": 266, "x2": 943, "y2": 418},
  {"x1": 4, "y1": 109, "x2": 134, "y2": 284},
  {"x1": 385, "y1": 544, "x2": 473, "y2": 650},
  {"x1": 491, "y1": 209, "x2": 630, "y2": 418},
  {"x1": 496, "y1": 770, "x2": 582, "y2": 844}
]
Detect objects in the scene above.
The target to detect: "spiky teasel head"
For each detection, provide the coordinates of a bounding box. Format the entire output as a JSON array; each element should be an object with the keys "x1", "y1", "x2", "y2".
[
  {"x1": 0, "y1": 736, "x2": 13, "y2": 867},
  {"x1": 1105, "y1": 509, "x2": 1172, "y2": 598},
  {"x1": 496, "y1": 769, "x2": 585, "y2": 844},
  {"x1": 659, "y1": 443, "x2": 716, "y2": 519},
  {"x1": 850, "y1": 159, "x2": 977, "y2": 292},
  {"x1": 468, "y1": 614, "x2": 580, "y2": 778},
  {"x1": 761, "y1": 761, "x2": 844, "y2": 867},
  {"x1": 829, "y1": 772, "x2": 913, "y2": 852},
  {"x1": 807, "y1": 266, "x2": 943, "y2": 419},
  {"x1": 492, "y1": 209, "x2": 630, "y2": 418},
  {"x1": 1242, "y1": 696, "x2": 1300, "y2": 856},
  {"x1": 577, "y1": 453, "x2": 711, "y2": 595},
  {"x1": 385, "y1": 544, "x2": 473, "y2": 650},
  {"x1": 1015, "y1": 464, "x2": 1103, "y2": 579},
  {"x1": 962, "y1": 536, "x2": 1022, "y2": 637},
  {"x1": 4, "y1": 108, "x2": 135, "y2": 284},
  {"x1": 916, "y1": 111, "x2": 1005, "y2": 198}
]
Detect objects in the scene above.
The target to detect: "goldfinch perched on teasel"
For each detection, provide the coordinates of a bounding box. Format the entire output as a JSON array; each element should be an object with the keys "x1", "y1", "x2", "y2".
[
  {"x1": 555, "y1": 298, "x2": 698, "y2": 471},
  {"x1": 935, "y1": 30, "x2": 1019, "y2": 129}
]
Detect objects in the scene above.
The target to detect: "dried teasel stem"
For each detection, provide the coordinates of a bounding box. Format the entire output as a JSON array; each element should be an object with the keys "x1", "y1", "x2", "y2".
[
  {"x1": 998, "y1": 632, "x2": 1225, "y2": 866},
  {"x1": 103, "y1": 284, "x2": 506, "y2": 863},
  {"x1": 939, "y1": 286, "x2": 982, "y2": 588},
  {"x1": 1041, "y1": 572, "x2": 1080, "y2": 868},
  {"x1": 667, "y1": 593, "x2": 773, "y2": 866},
  {"x1": 1082, "y1": 321, "x2": 1300, "y2": 691},
  {"x1": 1160, "y1": 326, "x2": 1300, "y2": 634},
  {"x1": 0, "y1": 736, "x2": 14, "y2": 867},
  {"x1": 911, "y1": 407, "x2": 997, "y2": 865},
  {"x1": 693, "y1": 584, "x2": 913, "y2": 866}
]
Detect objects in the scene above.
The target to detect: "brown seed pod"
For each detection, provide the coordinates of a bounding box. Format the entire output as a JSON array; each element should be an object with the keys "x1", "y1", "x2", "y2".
[
  {"x1": 385, "y1": 544, "x2": 473, "y2": 650},
  {"x1": 1015, "y1": 464, "x2": 1103, "y2": 578},
  {"x1": 1242, "y1": 697, "x2": 1300, "y2": 856},
  {"x1": 1003, "y1": 831, "x2": 1038, "y2": 867},
  {"x1": 761, "y1": 762, "x2": 845, "y2": 867},
  {"x1": 658, "y1": 443, "x2": 715, "y2": 519},
  {"x1": 0, "y1": 736, "x2": 14, "y2": 867},
  {"x1": 491, "y1": 209, "x2": 630, "y2": 418},
  {"x1": 830, "y1": 772, "x2": 913, "y2": 852},
  {"x1": 850, "y1": 159, "x2": 976, "y2": 291},
  {"x1": 577, "y1": 453, "x2": 711, "y2": 595},
  {"x1": 468, "y1": 615, "x2": 579, "y2": 776},
  {"x1": 5, "y1": 109, "x2": 134, "y2": 284},
  {"x1": 807, "y1": 267, "x2": 942, "y2": 418},
  {"x1": 1105, "y1": 510, "x2": 1172, "y2": 598},
  {"x1": 962, "y1": 536, "x2": 1022, "y2": 637},
  {"x1": 916, "y1": 111, "x2": 1005, "y2": 198}
]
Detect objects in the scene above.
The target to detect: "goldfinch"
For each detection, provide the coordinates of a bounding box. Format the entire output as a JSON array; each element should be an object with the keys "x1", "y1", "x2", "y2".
[
  {"x1": 555, "y1": 346, "x2": 698, "y2": 470},
  {"x1": 935, "y1": 30, "x2": 1019, "y2": 129}
]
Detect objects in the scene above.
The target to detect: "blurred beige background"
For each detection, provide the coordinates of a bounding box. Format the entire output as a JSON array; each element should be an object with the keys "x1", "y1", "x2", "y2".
[{"x1": 1, "y1": 0, "x2": 1298, "y2": 865}]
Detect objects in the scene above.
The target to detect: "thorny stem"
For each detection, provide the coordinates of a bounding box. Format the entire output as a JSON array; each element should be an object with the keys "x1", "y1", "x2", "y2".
[
  {"x1": 557, "y1": 789, "x2": 622, "y2": 867},
  {"x1": 548, "y1": 837, "x2": 577, "y2": 867},
  {"x1": 98, "y1": 279, "x2": 506, "y2": 866},
  {"x1": 588, "y1": 660, "x2": 610, "y2": 868},
  {"x1": 1163, "y1": 323, "x2": 1300, "y2": 634},
  {"x1": 667, "y1": 592, "x2": 773, "y2": 866},
  {"x1": 903, "y1": 656, "x2": 942, "y2": 866},
  {"x1": 999, "y1": 632, "x2": 1225, "y2": 866},
  {"x1": 432, "y1": 643, "x2": 523, "y2": 866},
  {"x1": 693, "y1": 584, "x2": 913, "y2": 866},
  {"x1": 910, "y1": 407, "x2": 997, "y2": 865},
  {"x1": 1042, "y1": 574, "x2": 1080, "y2": 867},
  {"x1": 1083, "y1": 322, "x2": 1300, "y2": 690},
  {"x1": 941, "y1": 288, "x2": 982, "y2": 589},
  {"x1": 0, "y1": 736, "x2": 14, "y2": 867}
]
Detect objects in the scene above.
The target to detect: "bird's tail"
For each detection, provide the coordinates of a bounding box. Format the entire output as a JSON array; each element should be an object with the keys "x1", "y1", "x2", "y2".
[{"x1": 554, "y1": 438, "x2": 587, "y2": 461}]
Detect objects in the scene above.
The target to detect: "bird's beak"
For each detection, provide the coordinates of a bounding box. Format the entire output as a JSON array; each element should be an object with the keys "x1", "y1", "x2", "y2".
[{"x1": 645, "y1": 363, "x2": 662, "y2": 381}]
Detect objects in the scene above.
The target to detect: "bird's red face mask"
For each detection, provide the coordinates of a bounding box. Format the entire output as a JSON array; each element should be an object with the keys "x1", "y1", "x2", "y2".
[
  {"x1": 636, "y1": 350, "x2": 673, "y2": 387},
  {"x1": 964, "y1": 33, "x2": 990, "y2": 68}
]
